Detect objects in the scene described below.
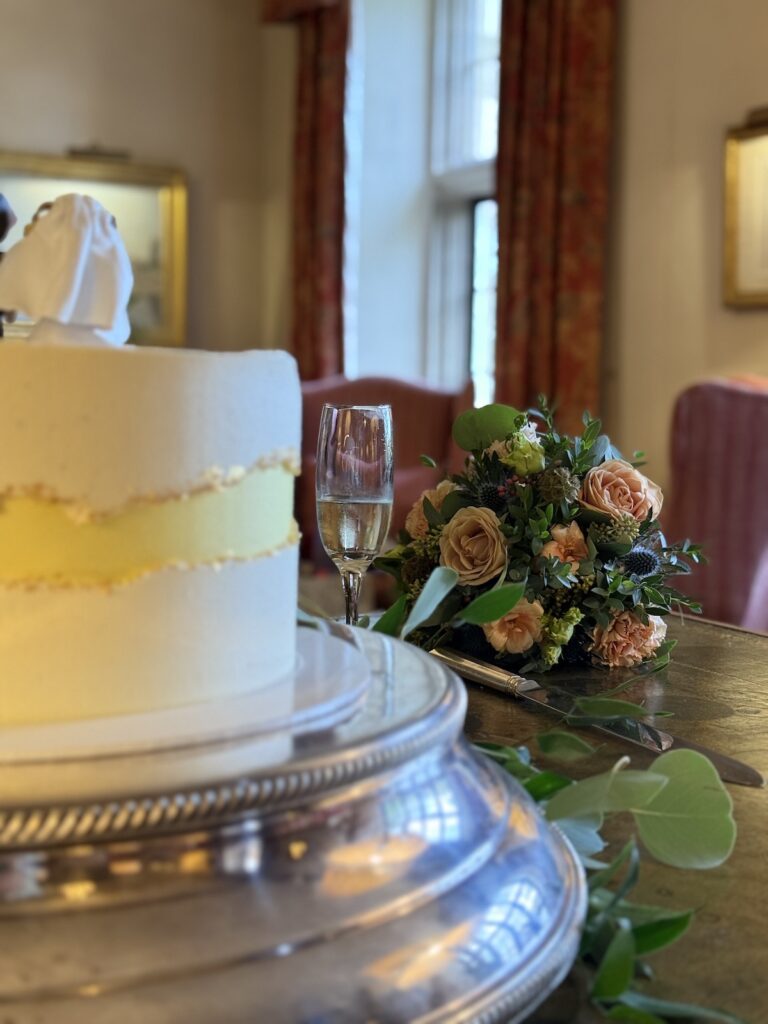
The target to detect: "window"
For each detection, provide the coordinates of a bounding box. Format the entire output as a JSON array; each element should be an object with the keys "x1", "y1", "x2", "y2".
[
  {"x1": 428, "y1": 0, "x2": 501, "y2": 404},
  {"x1": 471, "y1": 197, "x2": 498, "y2": 406},
  {"x1": 348, "y1": 0, "x2": 501, "y2": 395}
]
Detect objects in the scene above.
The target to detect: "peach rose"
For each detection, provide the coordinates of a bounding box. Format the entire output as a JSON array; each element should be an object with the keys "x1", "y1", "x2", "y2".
[
  {"x1": 439, "y1": 506, "x2": 507, "y2": 585},
  {"x1": 541, "y1": 522, "x2": 589, "y2": 571},
  {"x1": 483, "y1": 598, "x2": 545, "y2": 654},
  {"x1": 590, "y1": 612, "x2": 668, "y2": 668},
  {"x1": 580, "y1": 460, "x2": 663, "y2": 523},
  {"x1": 405, "y1": 480, "x2": 458, "y2": 539}
]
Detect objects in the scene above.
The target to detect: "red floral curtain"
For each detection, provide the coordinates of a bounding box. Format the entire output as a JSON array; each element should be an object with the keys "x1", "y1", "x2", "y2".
[
  {"x1": 263, "y1": 0, "x2": 349, "y2": 379},
  {"x1": 495, "y1": 0, "x2": 617, "y2": 434}
]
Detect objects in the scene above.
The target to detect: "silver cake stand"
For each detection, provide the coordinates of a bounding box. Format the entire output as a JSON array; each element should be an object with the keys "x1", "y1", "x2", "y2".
[{"x1": 0, "y1": 625, "x2": 585, "y2": 1023}]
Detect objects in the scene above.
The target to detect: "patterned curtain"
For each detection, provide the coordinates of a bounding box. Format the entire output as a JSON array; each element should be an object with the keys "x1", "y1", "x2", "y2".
[
  {"x1": 495, "y1": 0, "x2": 617, "y2": 433},
  {"x1": 263, "y1": 0, "x2": 349, "y2": 379}
]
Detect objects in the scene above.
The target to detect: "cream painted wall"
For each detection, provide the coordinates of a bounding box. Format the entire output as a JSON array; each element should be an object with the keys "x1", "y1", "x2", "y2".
[
  {"x1": 0, "y1": 0, "x2": 295, "y2": 351},
  {"x1": 607, "y1": 0, "x2": 768, "y2": 489}
]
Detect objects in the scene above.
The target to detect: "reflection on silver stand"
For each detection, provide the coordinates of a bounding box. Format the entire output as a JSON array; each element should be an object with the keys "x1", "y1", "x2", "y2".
[{"x1": 0, "y1": 627, "x2": 585, "y2": 1022}]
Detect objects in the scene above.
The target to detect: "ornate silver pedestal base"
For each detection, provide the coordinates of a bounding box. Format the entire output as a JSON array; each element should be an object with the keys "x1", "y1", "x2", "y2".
[{"x1": 0, "y1": 628, "x2": 585, "y2": 1023}]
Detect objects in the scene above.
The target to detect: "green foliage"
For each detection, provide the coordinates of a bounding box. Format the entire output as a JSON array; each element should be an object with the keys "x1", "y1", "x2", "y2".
[
  {"x1": 569, "y1": 697, "x2": 658, "y2": 722},
  {"x1": 481, "y1": 739, "x2": 740, "y2": 1023},
  {"x1": 546, "y1": 764, "x2": 668, "y2": 822},
  {"x1": 371, "y1": 594, "x2": 408, "y2": 636},
  {"x1": 617, "y1": 993, "x2": 744, "y2": 1023},
  {"x1": 633, "y1": 750, "x2": 736, "y2": 869},
  {"x1": 421, "y1": 496, "x2": 443, "y2": 528},
  {"x1": 591, "y1": 919, "x2": 636, "y2": 999},
  {"x1": 452, "y1": 403, "x2": 523, "y2": 451},
  {"x1": 401, "y1": 567, "x2": 458, "y2": 639},
  {"x1": 439, "y1": 489, "x2": 473, "y2": 520},
  {"x1": 536, "y1": 730, "x2": 598, "y2": 761},
  {"x1": 459, "y1": 582, "x2": 525, "y2": 624}
]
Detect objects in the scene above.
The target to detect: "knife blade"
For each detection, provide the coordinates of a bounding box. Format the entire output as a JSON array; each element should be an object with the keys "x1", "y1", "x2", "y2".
[{"x1": 431, "y1": 647, "x2": 765, "y2": 789}]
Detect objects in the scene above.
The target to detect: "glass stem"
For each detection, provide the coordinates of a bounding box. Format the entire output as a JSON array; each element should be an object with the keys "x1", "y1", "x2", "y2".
[{"x1": 341, "y1": 569, "x2": 363, "y2": 626}]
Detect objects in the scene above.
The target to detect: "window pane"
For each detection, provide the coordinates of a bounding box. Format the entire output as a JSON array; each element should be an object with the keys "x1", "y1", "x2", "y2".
[
  {"x1": 433, "y1": 0, "x2": 502, "y2": 172},
  {"x1": 470, "y1": 198, "x2": 498, "y2": 407}
]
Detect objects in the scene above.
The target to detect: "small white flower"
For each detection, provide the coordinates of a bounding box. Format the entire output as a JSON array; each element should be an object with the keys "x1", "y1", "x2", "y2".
[{"x1": 520, "y1": 420, "x2": 539, "y2": 443}]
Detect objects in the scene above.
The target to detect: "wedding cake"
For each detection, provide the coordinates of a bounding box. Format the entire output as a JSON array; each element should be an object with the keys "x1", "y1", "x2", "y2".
[{"x1": 0, "y1": 195, "x2": 300, "y2": 725}]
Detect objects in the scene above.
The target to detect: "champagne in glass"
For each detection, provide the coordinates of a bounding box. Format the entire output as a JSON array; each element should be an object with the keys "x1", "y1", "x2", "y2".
[{"x1": 315, "y1": 405, "x2": 394, "y2": 625}]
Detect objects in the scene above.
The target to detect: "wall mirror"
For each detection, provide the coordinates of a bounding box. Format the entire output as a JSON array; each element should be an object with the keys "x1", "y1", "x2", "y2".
[
  {"x1": 724, "y1": 112, "x2": 768, "y2": 307},
  {"x1": 0, "y1": 150, "x2": 187, "y2": 346}
]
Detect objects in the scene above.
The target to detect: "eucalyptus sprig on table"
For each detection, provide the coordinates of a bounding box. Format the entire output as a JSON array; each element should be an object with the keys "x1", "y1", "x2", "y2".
[{"x1": 480, "y1": 739, "x2": 742, "y2": 1024}]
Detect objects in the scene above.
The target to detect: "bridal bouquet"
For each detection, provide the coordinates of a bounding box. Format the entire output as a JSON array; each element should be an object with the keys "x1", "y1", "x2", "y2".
[{"x1": 376, "y1": 400, "x2": 703, "y2": 673}]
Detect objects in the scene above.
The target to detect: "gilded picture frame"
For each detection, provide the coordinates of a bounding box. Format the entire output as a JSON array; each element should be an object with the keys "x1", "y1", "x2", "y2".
[
  {"x1": 724, "y1": 116, "x2": 768, "y2": 307},
  {"x1": 0, "y1": 149, "x2": 187, "y2": 346}
]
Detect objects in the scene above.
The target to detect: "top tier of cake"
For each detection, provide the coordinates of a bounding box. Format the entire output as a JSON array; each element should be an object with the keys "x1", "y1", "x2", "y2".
[{"x1": 0, "y1": 343, "x2": 299, "y2": 513}]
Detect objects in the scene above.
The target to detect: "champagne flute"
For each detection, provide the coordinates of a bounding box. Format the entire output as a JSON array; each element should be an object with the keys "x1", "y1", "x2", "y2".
[{"x1": 316, "y1": 404, "x2": 394, "y2": 626}]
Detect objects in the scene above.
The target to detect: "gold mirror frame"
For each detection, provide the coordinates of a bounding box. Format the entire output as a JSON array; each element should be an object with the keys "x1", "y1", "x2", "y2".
[
  {"x1": 0, "y1": 149, "x2": 187, "y2": 346},
  {"x1": 724, "y1": 113, "x2": 768, "y2": 308}
]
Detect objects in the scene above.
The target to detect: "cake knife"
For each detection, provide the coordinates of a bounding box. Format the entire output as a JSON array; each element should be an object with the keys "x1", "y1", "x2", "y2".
[{"x1": 430, "y1": 647, "x2": 765, "y2": 789}]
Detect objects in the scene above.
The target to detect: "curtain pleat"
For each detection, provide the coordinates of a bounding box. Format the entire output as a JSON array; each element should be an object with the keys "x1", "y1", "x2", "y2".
[
  {"x1": 495, "y1": 0, "x2": 617, "y2": 432},
  {"x1": 264, "y1": 0, "x2": 349, "y2": 379}
]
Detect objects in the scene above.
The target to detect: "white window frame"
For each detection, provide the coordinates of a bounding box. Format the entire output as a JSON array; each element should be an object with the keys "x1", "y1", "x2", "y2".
[{"x1": 425, "y1": 0, "x2": 499, "y2": 397}]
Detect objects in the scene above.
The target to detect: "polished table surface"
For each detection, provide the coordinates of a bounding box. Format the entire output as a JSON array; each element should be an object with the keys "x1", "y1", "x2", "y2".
[{"x1": 462, "y1": 616, "x2": 768, "y2": 1023}]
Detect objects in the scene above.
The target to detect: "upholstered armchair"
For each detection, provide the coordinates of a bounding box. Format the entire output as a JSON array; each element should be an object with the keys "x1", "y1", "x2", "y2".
[
  {"x1": 665, "y1": 377, "x2": 768, "y2": 626},
  {"x1": 298, "y1": 376, "x2": 473, "y2": 565}
]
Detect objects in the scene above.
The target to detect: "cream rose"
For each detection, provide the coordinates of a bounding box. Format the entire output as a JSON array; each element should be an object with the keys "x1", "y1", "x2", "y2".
[
  {"x1": 483, "y1": 598, "x2": 544, "y2": 654},
  {"x1": 439, "y1": 506, "x2": 507, "y2": 585},
  {"x1": 590, "y1": 612, "x2": 667, "y2": 668},
  {"x1": 580, "y1": 460, "x2": 663, "y2": 523},
  {"x1": 405, "y1": 480, "x2": 458, "y2": 539},
  {"x1": 541, "y1": 522, "x2": 589, "y2": 571}
]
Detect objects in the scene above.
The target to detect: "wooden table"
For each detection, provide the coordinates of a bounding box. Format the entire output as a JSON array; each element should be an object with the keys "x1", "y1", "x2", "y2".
[{"x1": 462, "y1": 617, "x2": 768, "y2": 1023}]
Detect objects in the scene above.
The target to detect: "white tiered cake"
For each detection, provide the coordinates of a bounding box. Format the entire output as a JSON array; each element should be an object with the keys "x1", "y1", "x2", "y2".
[
  {"x1": 0, "y1": 195, "x2": 301, "y2": 726},
  {"x1": 0, "y1": 343, "x2": 301, "y2": 724}
]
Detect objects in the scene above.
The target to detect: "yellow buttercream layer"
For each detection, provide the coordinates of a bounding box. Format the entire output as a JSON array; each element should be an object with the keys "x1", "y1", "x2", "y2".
[{"x1": 0, "y1": 465, "x2": 296, "y2": 586}]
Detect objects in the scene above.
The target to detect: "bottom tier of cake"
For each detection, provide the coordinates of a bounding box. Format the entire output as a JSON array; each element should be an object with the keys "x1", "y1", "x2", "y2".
[{"x1": 0, "y1": 545, "x2": 299, "y2": 725}]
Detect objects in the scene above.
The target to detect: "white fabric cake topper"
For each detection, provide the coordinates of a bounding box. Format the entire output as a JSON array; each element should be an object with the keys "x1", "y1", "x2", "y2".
[{"x1": 0, "y1": 193, "x2": 133, "y2": 346}]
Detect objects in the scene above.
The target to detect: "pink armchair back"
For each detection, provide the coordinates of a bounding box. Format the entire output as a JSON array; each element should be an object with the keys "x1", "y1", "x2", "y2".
[
  {"x1": 665, "y1": 377, "x2": 768, "y2": 626},
  {"x1": 299, "y1": 376, "x2": 472, "y2": 564}
]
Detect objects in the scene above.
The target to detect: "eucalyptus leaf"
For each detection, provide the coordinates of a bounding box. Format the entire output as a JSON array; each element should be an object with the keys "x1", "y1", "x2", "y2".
[
  {"x1": 618, "y1": 991, "x2": 746, "y2": 1023},
  {"x1": 605, "y1": 1007, "x2": 666, "y2": 1024},
  {"x1": 590, "y1": 434, "x2": 611, "y2": 467},
  {"x1": 633, "y1": 749, "x2": 736, "y2": 869},
  {"x1": 401, "y1": 567, "x2": 459, "y2": 639},
  {"x1": 452, "y1": 403, "x2": 522, "y2": 451},
  {"x1": 591, "y1": 918, "x2": 636, "y2": 999},
  {"x1": 536, "y1": 730, "x2": 598, "y2": 762},
  {"x1": 556, "y1": 814, "x2": 606, "y2": 857},
  {"x1": 419, "y1": 453, "x2": 437, "y2": 468},
  {"x1": 371, "y1": 594, "x2": 408, "y2": 637},
  {"x1": 572, "y1": 697, "x2": 654, "y2": 721},
  {"x1": 545, "y1": 767, "x2": 668, "y2": 821},
  {"x1": 459, "y1": 582, "x2": 525, "y2": 625}
]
